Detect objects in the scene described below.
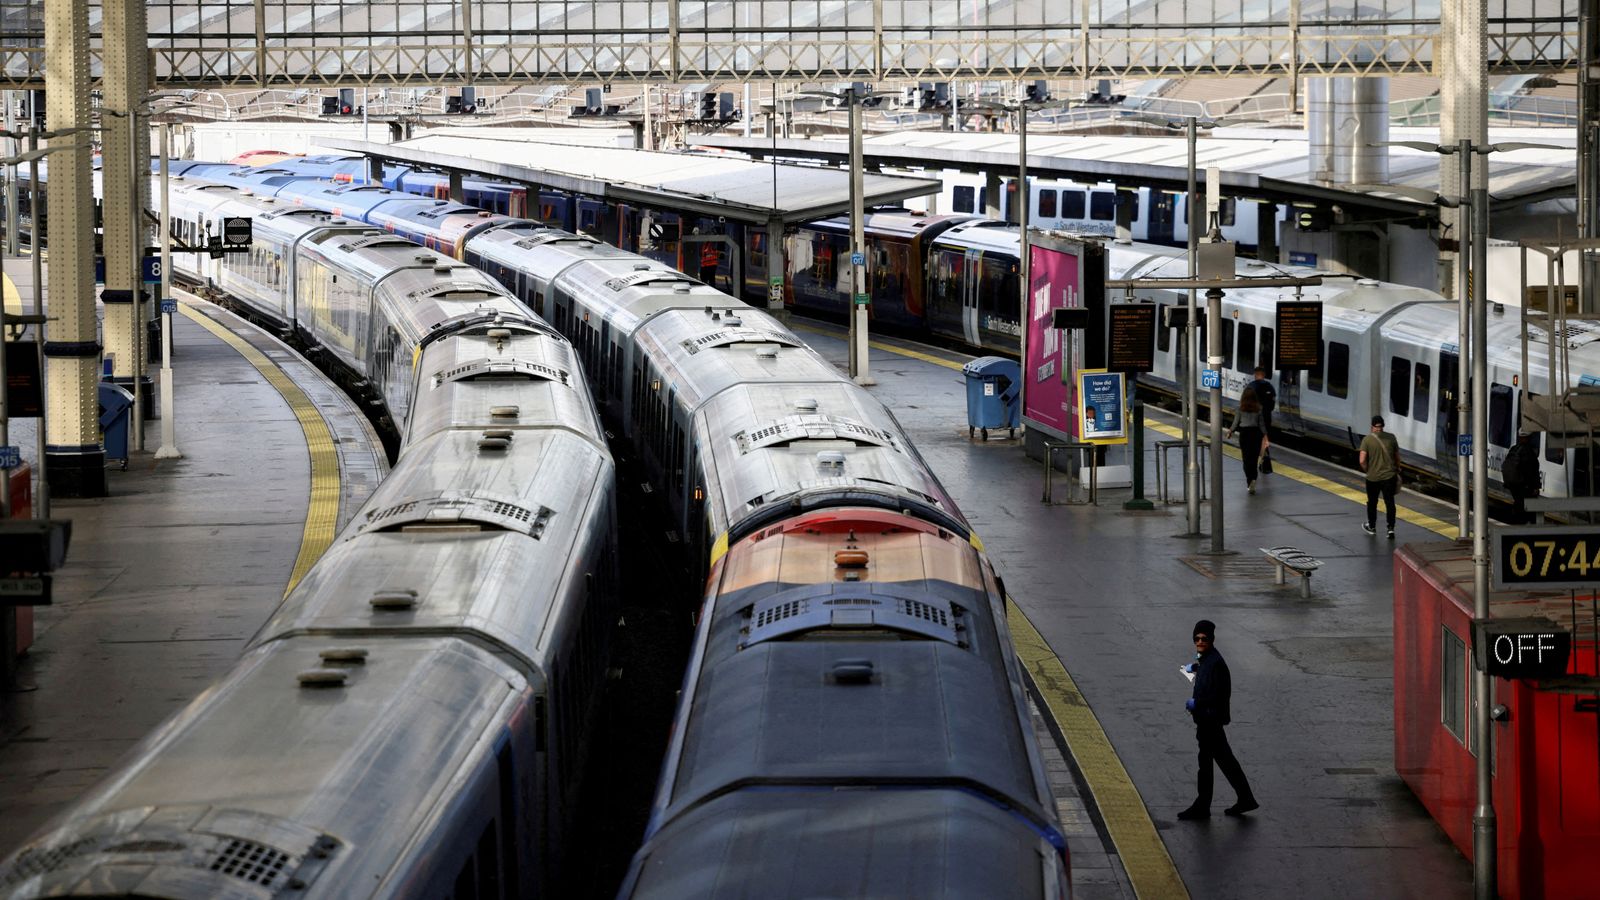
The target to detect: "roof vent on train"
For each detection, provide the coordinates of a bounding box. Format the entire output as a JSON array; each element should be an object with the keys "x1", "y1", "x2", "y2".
[
  {"x1": 1357, "y1": 278, "x2": 1380, "y2": 288},
  {"x1": 795, "y1": 399, "x2": 819, "y2": 412},
  {"x1": 435, "y1": 358, "x2": 568, "y2": 386},
  {"x1": 603, "y1": 270, "x2": 697, "y2": 292},
  {"x1": 342, "y1": 235, "x2": 415, "y2": 251},
  {"x1": 434, "y1": 265, "x2": 453, "y2": 275},
  {"x1": 681, "y1": 326, "x2": 800, "y2": 355},
  {"x1": 359, "y1": 493, "x2": 555, "y2": 537},
  {"x1": 739, "y1": 585, "x2": 964, "y2": 648},
  {"x1": 0, "y1": 821, "x2": 342, "y2": 894},
  {"x1": 735, "y1": 413, "x2": 899, "y2": 453},
  {"x1": 512, "y1": 232, "x2": 583, "y2": 250}
]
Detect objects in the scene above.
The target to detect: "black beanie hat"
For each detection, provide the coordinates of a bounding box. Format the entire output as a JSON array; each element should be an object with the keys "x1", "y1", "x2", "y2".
[{"x1": 1193, "y1": 619, "x2": 1216, "y2": 640}]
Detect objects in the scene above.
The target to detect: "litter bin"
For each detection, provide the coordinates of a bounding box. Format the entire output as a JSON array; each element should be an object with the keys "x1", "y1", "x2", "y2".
[
  {"x1": 99, "y1": 382, "x2": 135, "y2": 469},
  {"x1": 961, "y1": 356, "x2": 1021, "y2": 441}
]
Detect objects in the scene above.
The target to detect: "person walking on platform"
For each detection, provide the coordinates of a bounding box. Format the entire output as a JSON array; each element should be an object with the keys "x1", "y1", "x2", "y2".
[
  {"x1": 1225, "y1": 384, "x2": 1267, "y2": 494},
  {"x1": 1501, "y1": 433, "x2": 1541, "y2": 524},
  {"x1": 1178, "y1": 619, "x2": 1257, "y2": 820},
  {"x1": 1249, "y1": 366, "x2": 1277, "y2": 434},
  {"x1": 1359, "y1": 415, "x2": 1401, "y2": 538}
]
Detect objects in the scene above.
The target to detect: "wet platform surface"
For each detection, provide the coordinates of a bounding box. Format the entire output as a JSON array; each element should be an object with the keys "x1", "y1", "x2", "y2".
[
  {"x1": 792, "y1": 319, "x2": 1474, "y2": 900},
  {"x1": 0, "y1": 296, "x2": 387, "y2": 854}
]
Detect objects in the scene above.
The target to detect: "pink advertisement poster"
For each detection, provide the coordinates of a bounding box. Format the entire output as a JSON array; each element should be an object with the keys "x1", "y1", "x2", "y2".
[{"x1": 1024, "y1": 242, "x2": 1082, "y2": 439}]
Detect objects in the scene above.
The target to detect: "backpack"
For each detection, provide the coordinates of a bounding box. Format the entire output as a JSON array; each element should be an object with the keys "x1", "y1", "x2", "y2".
[
  {"x1": 1253, "y1": 379, "x2": 1277, "y2": 414},
  {"x1": 1500, "y1": 445, "x2": 1522, "y2": 488}
]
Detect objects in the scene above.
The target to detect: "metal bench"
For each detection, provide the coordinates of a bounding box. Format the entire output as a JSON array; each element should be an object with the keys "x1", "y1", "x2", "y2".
[{"x1": 1260, "y1": 546, "x2": 1322, "y2": 598}]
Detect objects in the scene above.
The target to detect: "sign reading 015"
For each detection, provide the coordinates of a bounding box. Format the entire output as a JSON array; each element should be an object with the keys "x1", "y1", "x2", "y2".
[{"x1": 1491, "y1": 525, "x2": 1600, "y2": 591}]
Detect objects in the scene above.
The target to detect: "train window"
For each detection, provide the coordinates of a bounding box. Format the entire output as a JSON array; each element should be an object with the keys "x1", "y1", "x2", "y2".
[
  {"x1": 1219, "y1": 321, "x2": 1234, "y2": 368},
  {"x1": 1544, "y1": 429, "x2": 1564, "y2": 465},
  {"x1": 1441, "y1": 627, "x2": 1466, "y2": 743},
  {"x1": 1235, "y1": 323, "x2": 1254, "y2": 372},
  {"x1": 1219, "y1": 198, "x2": 1236, "y2": 227},
  {"x1": 953, "y1": 185, "x2": 975, "y2": 213},
  {"x1": 1090, "y1": 192, "x2": 1115, "y2": 221},
  {"x1": 1413, "y1": 363, "x2": 1431, "y2": 424},
  {"x1": 1389, "y1": 357, "x2": 1411, "y2": 416},
  {"x1": 1038, "y1": 189, "x2": 1057, "y2": 218},
  {"x1": 976, "y1": 187, "x2": 987, "y2": 213},
  {"x1": 477, "y1": 820, "x2": 501, "y2": 900},
  {"x1": 1489, "y1": 383, "x2": 1514, "y2": 447},
  {"x1": 1258, "y1": 327, "x2": 1273, "y2": 373},
  {"x1": 1327, "y1": 341, "x2": 1350, "y2": 399},
  {"x1": 1061, "y1": 191, "x2": 1086, "y2": 219},
  {"x1": 1130, "y1": 196, "x2": 1141, "y2": 222},
  {"x1": 1156, "y1": 305, "x2": 1171, "y2": 353}
]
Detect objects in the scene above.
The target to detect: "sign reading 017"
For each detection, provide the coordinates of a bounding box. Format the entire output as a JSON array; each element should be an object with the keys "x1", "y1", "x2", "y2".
[{"x1": 1491, "y1": 525, "x2": 1600, "y2": 590}]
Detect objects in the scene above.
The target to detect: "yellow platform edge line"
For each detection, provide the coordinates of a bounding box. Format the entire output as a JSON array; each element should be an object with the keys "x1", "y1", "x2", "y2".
[
  {"x1": 1007, "y1": 598, "x2": 1190, "y2": 900},
  {"x1": 1142, "y1": 419, "x2": 1457, "y2": 538},
  {"x1": 179, "y1": 303, "x2": 341, "y2": 596}
]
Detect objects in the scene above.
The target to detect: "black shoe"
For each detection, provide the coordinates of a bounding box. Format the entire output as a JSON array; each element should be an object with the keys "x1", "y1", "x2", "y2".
[
  {"x1": 1362, "y1": 522, "x2": 1375, "y2": 535},
  {"x1": 1387, "y1": 527, "x2": 1396, "y2": 539},
  {"x1": 1177, "y1": 805, "x2": 1210, "y2": 820},
  {"x1": 1224, "y1": 800, "x2": 1260, "y2": 817}
]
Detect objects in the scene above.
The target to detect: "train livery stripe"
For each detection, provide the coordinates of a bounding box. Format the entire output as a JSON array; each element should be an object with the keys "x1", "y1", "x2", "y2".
[
  {"x1": 1006, "y1": 598, "x2": 1190, "y2": 900},
  {"x1": 1141, "y1": 419, "x2": 1459, "y2": 538},
  {"x1": 178, "y1": 301, "x2": 342, "y2": 595}
]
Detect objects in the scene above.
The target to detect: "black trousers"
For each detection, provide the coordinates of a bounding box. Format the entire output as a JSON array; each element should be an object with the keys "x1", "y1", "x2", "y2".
[
  {"x1": 1238, "y1": 427, "x2": 1264, "y2": 482},
  {"x1": 1195, "y1": 721, "x2": 1254, "y2": 808},
  {"x1": 1365, "y1": 476, "x2": 1398, "y2": 527}
]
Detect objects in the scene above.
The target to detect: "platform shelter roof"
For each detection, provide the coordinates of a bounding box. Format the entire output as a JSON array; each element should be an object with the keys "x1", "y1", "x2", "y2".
[
  {"x1": 320, "y1": 134, "x2": 941, "y2": 225},
  {"x1": 695, "y1": 127, "x2": 1577, "y2": 215}
]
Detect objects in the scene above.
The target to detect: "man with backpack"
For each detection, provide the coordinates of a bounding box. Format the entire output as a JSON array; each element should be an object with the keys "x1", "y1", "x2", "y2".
[
  {"x1": 1502, "y1": 433, "x2": 1542, "y2": 524},
  {"x1": 1359, "y1": 415, "x2": 1401, "y2": 538}
]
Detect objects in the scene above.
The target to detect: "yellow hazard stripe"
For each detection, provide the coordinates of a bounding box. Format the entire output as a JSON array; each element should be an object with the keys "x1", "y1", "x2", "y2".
[
  {"x1": 179, "y1": 302, "x2": 342, "y2": 596},
  {"x1": 1142, "y1": 419, "x2": 1458, "y2": 538},
  {"x1": 1007, "y1": 598, "x2": 1189, "y2": 899}
]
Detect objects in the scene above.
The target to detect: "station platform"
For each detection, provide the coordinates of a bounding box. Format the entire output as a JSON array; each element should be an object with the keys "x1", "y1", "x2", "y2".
[
  {"x1": 791, "y1": 319, "x2": 1476, "y2": 899},
  {"x1": 0, "y1": 296, "x2": 387, "y2": 854}
]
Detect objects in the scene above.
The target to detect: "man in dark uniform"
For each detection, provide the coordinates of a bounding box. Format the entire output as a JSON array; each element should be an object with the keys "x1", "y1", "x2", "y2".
[{"x1": 1178, "y1": 619, "x2": 1259, "y2": 820}]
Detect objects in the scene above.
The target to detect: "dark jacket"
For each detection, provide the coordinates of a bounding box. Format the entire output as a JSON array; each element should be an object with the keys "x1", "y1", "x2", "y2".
[
  {"x1": 1249, "y1": 378, "x2": 1277, "y2": 414},
  {"x1": 1191, "y1": 647, "x2": 1232, "y2": 726}
]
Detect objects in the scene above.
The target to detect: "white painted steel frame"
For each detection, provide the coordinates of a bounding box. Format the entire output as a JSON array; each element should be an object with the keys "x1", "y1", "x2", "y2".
[{"x1": 0, "y1": 0, "x2": 1583, "y2": 89}]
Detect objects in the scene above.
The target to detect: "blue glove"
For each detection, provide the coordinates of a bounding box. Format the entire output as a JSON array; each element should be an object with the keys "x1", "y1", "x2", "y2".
[
  {"x1": 1185, "y1": 698, "x2": 1196, "y2": 712},
  {"x1": 1185, "y1": 663, "x2": 1197, "y2": 674}
]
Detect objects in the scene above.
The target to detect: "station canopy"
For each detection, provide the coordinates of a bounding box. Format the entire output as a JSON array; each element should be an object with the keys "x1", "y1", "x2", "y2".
[
  {"x1": 696, "y1": 128, "x2": 1578, "y2": 215},
  {"x1": 320, "y1": 134, "x2": 942, "y2": 226}
]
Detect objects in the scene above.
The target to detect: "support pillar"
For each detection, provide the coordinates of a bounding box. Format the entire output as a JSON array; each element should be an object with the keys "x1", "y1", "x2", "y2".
[
  {"x1": 1115, "y1": 189, "x2": 1135, "y2": 243},
  {"x1": 101, "y1": 0, "x2": 151, "y2": 450},
  {"x1": 1256, "y1": 201, "x2": 1279, "y2": 263},
  {"x1": 448, "y1": 170, "x2": 464, "y2": 203},
  {"x1": 44, "y1": 0, "x2": 107, "y2": 497},
  {"x1": 1580, "y1": 0, "x2": 1600, "y2": 313},
  {"x1": 766, "y1": 216, "x2": 786, "y2": 319},
  {"x1": 984, "y1": 170, "x2": 1002, "y2": 220}
]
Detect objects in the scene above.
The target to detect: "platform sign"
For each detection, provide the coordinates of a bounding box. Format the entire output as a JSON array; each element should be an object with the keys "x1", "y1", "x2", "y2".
[
  {"x1": 1275, "y1": 301, "x2": 1323, "y2": 369},
  {"x1": 160, "y1": 298, "x2": 178, "y2": 315},
  {"x1": 1288, "y1": 251, "x2": 1318, "y2": 267},
  {"x1": 1472, "y1": 617, "x2": 1572, "y2": 679},
  {"x1": 0, "y1": 575, "x2": 51, "y2": 606},
  {"x1": 222, "y1": 217, "x2": 253, "y2": 246},
  {"x1": 1200, "y1": 368, "x2": 1222, "y2": 389},
  {"x1": 850, "y1": 251, "x2": 865, "y2": 266},
  {"x1": 1078, "y1": 369, "x2": 1127, "y2": 445},
  {"x1": 0, "y1": 446, "x2": 19, "y2": 469},
  {"x1": 1458, "y1": 434, "x2": 1472, "y2": 456},
  {"x1": 1491, "y1": 525, "x2": 1600, "y2": 591},
  {"x1": 94, "y1": 256, "x2": 105, "y2": 285},
  {"x1": 1106, "y1": 303, "x2": 1156, "y2": 373},
  {"x1": 140, "y1": 255, "x2": 162, "y2": 284}
]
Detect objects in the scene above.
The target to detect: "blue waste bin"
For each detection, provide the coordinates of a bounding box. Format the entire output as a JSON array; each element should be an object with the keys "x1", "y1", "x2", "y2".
[
  {"x1": 99, "y1": 382, "x2": 135, "y2": 469},
  {"x1": 961, "y1": 356, "x2": 1021, "y2": 441}
]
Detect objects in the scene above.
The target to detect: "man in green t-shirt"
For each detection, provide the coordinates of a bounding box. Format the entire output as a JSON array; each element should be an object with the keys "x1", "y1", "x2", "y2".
[{"x1": 1358, "y1": 415, "x2": 1401, "y2": 538}]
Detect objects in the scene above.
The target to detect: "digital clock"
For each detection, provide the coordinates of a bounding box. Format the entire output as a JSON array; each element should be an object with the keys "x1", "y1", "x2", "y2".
[{"x1": 1491, "y1": 526, "x2": 1600, "y2": 590}]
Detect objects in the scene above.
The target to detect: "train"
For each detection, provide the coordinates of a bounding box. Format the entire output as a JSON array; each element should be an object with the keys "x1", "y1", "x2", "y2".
[
  {"x1": 0, "y1": 178, "x2": 620, "y2": 898},
  {"x1": 27, "y1": 157, "x2": 1593, "y2": 504},
  {"x1": 169, "y1": 164, "x2": 1071, "y2": 892},
  {"x1": 916, "y1": 170, "x2": 1277, "y2": 251}
]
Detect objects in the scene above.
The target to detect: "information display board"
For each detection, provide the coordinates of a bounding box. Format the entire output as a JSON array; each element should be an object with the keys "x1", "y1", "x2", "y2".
[
  {"x1": 1472, "y1": 617, "x2": 1572, "y2": 679},
  {"x1": 1490, "y1": 525, "x2": 1600, "y2": 591},
  {"x1": 1275, "y1": 300, "x2": 1324, "y2": 370},
  {"x1": 1107, "y1": 303, "x2": 1156, "y2": 373}
]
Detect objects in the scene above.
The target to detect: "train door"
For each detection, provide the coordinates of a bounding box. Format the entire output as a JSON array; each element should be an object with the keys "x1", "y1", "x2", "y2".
[
  {"x1": 961, "y1": 249, "x2": 982, "y2": 345},
  {"x1": 1276, "y1": 370, "x2": 1304, "y2": 435},
  {"x1": 1148, "y1": 191, "x2": 1177, "y2": 245},
  {"x1": 1435, "y1": 349, "x2": 1460, "y2": 462}
]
